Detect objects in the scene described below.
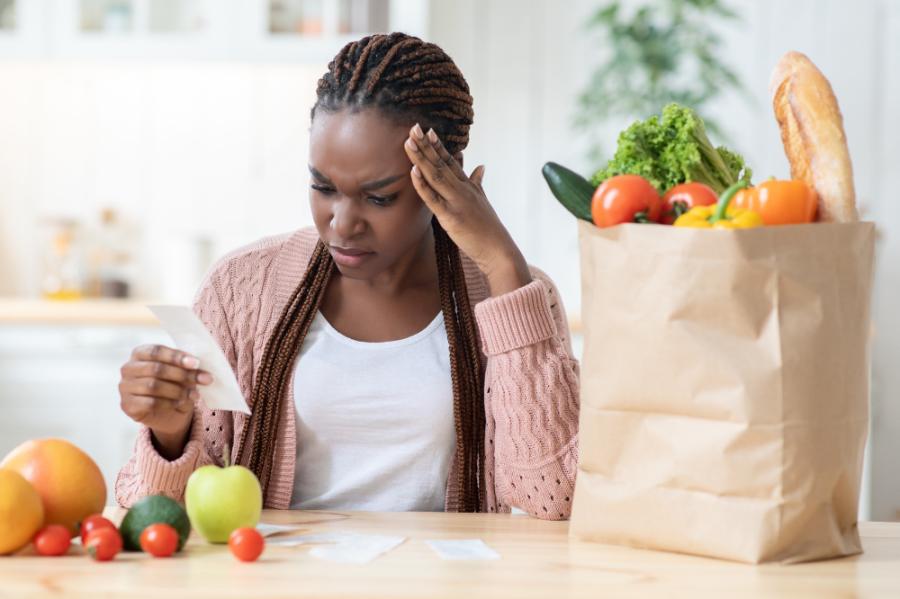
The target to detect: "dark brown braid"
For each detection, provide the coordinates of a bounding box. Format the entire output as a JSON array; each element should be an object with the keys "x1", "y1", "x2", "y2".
[{"x1": 237, "y1": 33, "x2": 485, "y2": 511}]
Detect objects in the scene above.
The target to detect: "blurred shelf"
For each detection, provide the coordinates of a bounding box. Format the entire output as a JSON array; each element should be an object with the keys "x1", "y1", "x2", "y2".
[
  {"x1": 0, "y1": 0, "x2": 428, "y2": 62},
  {"x1": 0, "y1": 298, "x2": 159, "y2": 326}
]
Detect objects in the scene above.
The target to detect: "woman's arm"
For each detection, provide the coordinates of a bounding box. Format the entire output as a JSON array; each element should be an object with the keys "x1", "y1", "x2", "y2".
[
  {"x1": 115, "y1": 265, "x2": 236, "y2": 507},
  {"x1": 475, "y1": 269, "x2": 580, "y2": 520}
]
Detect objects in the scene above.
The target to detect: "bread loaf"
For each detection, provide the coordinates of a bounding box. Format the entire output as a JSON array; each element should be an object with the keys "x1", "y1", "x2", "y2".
[{"x1": 769, "y1": 51, "x2": 857, "y2": 222}]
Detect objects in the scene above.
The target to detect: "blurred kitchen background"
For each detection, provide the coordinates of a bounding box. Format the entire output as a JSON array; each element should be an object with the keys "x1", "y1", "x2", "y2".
[{"x1": 0, "y1": 0, "x2": 898, "y2": 519}]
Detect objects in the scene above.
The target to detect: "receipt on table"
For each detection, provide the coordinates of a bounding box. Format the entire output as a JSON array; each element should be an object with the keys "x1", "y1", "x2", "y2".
[
  {"x1": 426, "y1": 539, "x2": 500, "y2": 560},
  {"x1": 267, "y1": 532, "x2": 406, "y2": 564},
  {"x1": 309, "y1": 534, "x2": 406, "y2": 564},
  {"x1": 256, "y1": 523, "x2": 306, "y2": 538},
  {"x1": 147, "y1": 305, "x2": 250, "y2": 415}
]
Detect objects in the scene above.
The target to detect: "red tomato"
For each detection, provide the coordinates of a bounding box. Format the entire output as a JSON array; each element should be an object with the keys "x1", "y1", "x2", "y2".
[
  {"x1": 660, "y1": 182, "x2": 718, "y2": 225},
  {"x1": 140, "y1": 523, "x2": 179, "y2": 558},
  {"x1": 228, "y1": 527, "x2": 265, "y2": 563},
  {"x1": 34, "y1": 525, "x2": 72, "y2": 557},
  {"x1": 79, "y1": 514, "x2": 117, "y2": 546},
  {"x1": 591, "y1": 175, "x2": 662, "y2": 227},
  {"x1": 85, "y1": 528, "x2": 122, "y2": 562}
]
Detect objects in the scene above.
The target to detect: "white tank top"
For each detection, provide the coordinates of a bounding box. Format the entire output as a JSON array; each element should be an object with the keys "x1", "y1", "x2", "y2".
[{"x1": 290, "y1": 309, "x2": 455, "y2": 511}]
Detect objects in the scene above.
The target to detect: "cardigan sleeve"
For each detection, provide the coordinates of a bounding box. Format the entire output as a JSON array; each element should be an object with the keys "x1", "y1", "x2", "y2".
[
  {"x1": 474, "y1": 268, "x2": 580, "y2": 520},
  {"x1": 115, "y1": 264, "x2": 236, "y2": 507}
]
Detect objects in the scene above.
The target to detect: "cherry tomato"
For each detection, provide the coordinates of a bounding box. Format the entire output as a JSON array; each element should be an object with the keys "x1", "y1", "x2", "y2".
[
  {"x1": 660, "y1": 182, "x2": 718, "y2": 225},
  {"x1": 34, "y1": 525, "x2": 72, "y2": 557},
  {"x1": 79, "y1": 514, "x2": 117, "y2": 546},
  {"x1": 228, "y1": 527, "x2": 265, "y2": 562},
  {"x1": 591, "y1": 175, "x2": 662, "y2": 227},
  {"x1": 85, "y1": 528, "x2": 122, "y2": 562},
  {"x1": 140, "y1": 523, "x2": 179, "y2": 558}
]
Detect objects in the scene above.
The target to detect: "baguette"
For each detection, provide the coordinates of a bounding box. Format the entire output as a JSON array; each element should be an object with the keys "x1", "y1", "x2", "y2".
[{"x1": 769, "y1": 51, "x2": 857, "y2": 222}]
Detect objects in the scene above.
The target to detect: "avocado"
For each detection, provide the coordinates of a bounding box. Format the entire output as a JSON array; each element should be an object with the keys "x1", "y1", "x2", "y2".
[{"x1": 119, "y1": 494, "x2": 191, "y2": 552}]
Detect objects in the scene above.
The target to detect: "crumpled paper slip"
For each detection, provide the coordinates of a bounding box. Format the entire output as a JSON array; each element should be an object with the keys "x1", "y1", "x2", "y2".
[
  {"x1": 267, "y1": 532, "x2": 406, "y2": 564},
  {"x1": 426, "y1": 539, "x2": 500, "y2": 560},
  {"x1": 147, "y1": 305, "x2": 250, "y2": 414}
]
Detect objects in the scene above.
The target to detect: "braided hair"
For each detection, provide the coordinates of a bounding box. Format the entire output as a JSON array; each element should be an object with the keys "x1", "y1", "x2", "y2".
[{"x1": 235, "y1": 33, "x2": 486, "y2": 512}]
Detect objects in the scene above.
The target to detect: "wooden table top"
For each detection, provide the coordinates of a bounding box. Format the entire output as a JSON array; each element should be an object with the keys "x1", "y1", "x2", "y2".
[{"x1": 1, "y1": 509, "x2": 898, "y2": 598}]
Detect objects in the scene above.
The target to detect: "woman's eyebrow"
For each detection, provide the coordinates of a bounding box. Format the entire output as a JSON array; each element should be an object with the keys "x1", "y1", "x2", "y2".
[
  {"x1": 308, "y1": 166, "x2": 332, "y2": 183},
  {"x1": 308, "y1": 168, "x2": 404, "y2": 191},
  {"x1": 360, "y1": 173, "x2": 406, "y2": 191}
]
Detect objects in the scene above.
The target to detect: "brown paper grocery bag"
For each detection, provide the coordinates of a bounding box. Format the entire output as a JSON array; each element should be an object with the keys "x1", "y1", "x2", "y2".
[{"x1": 571, "y1": 219, "x2": 876, "y2": 563}]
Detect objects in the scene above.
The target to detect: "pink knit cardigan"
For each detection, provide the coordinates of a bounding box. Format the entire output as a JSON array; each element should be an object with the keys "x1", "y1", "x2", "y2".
[{"x1": 116, "y1": 227, "x2": 580, "y2": 520}]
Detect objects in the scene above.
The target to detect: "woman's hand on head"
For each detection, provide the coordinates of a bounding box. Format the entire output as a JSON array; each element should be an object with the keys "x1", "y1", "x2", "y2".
[
  {"x1": 118, "y1": 344, "x2": 214, "y2": 460},
  {"x1": 404, "y1": 123, "x2": 532, "y2": 295}
]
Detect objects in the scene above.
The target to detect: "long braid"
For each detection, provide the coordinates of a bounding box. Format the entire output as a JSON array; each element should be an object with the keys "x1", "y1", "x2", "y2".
[
  {"x1": 241, "y1": 33, "x2": 485, "y2": 511},
  {"x1": 235, "y1": 242, "x2": 333, "y2": 491}
]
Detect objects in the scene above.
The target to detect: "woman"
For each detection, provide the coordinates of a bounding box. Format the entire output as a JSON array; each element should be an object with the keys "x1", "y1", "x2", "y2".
[{"x1": 116, "y1": 32, "x2": 579, "y2": 520}]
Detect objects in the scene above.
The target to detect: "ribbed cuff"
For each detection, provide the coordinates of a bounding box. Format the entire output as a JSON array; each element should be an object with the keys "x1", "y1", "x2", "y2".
[
  {"x1": 134, "y1": 423, "x2": 204, "y2": 499},
  {"x1": 474, "y1": 280, "x2": 557, "y2": 356}
]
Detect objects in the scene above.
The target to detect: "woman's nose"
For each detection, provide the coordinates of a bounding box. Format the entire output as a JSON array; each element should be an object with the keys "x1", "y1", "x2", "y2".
[{"x1": 330, "y1": 197, "x2": 366, "y2": 238}]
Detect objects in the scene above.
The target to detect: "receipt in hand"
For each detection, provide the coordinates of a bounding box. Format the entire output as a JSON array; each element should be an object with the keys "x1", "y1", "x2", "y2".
[{"x1": 147, "y1": 305, "x2": 250, "y2": 415}]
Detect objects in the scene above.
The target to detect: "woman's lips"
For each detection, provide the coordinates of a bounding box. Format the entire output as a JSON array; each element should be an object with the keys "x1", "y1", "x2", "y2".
[{"x1": 330, "y1": 246, "x2": 375, "y2": 267}]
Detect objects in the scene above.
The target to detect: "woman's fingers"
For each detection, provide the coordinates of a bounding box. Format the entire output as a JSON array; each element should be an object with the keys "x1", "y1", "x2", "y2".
[
  {"x1": 426, "y1": 128, "x2": 468, "y2": 180},
  {"x1": 121, "y1": 377, "x2": 196, "y2": 403},
  {"x1": 470, "y1": 165, "x2": 486, "y2": 188},
  {"x1": 121, "y1": 360, "x2": 213, "y2": 386},
  {"x1": 121, "y1": 394, "x2": 193, "y2": 425},
  {"x1": 409, "y1": 123, "x2": 466, "y2": 180},
  {"x1": 411, "y1": 165, "x2": 445, "y2": 211},
  {"x1": 405, "y1": 126, "x2": 466, "y2": 196},
  {"x1": 132, "y1": 344, "x2": 200, "y2": 370}
]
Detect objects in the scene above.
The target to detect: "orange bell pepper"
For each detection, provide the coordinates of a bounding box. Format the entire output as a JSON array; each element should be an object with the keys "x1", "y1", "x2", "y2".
[{"x1": 731, "y1": 179, "x2": 817, "y2": 225}]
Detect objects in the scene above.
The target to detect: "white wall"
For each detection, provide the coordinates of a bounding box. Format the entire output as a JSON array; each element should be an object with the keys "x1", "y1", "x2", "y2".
[
  {"x1": 428, "y1": 0, "x2": 900, "y2": 520},
  {"x1": 0, "y1": 60, "x2": 324, "y2": 301}
]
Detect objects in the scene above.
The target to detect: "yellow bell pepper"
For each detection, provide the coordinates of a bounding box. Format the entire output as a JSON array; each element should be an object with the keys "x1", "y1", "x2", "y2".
[{"x1": 673, "y1": 181, "x2": 763, "y2": 229}]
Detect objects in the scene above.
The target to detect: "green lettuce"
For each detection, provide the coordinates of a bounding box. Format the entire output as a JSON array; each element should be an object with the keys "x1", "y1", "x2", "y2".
[{"x1": 590, "y1": 104, "x2": 752, "y2": 195}]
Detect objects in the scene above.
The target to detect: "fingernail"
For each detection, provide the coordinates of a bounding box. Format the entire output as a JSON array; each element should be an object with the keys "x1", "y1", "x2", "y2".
[
  {"x1": 413, "y1": 123, "x2": 424, "y2": 139},
  {"x1": 189, "y1": 388, "x2": 200, "y2": 400},
  {"x1": 182, "y1": 356, "x2": 200, "y2": 369},
  {"x1": 405, "y1": 138, "x2": 419, "y2": 152},
  {"x1": 411, "y1": 165, "x2": 422, "y2": 178},
  {"x1": 427, "y1": 129, "x2": 438, "y2": 143},
  {"x1": 197, "y1": 372, "x2": 214, "y2": 385}
]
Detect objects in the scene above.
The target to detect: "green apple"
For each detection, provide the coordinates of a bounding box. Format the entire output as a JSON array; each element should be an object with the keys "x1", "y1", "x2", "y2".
[{"x1": 185, "y1": 447, "x2": 262, "y2": 544}]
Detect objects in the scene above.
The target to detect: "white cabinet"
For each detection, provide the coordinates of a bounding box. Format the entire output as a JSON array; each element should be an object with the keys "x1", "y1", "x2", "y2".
[
  {"x1": 0, "y1": 323, "x2": 168, "y2": 496},
  {"x1": 0, "y1": 0, "x2": 428, "y2": 62}
]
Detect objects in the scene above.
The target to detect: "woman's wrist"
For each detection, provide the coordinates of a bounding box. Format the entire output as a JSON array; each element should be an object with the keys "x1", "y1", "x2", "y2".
[
  {"x1": 150, "y1": 421, "x2": 192, "y2": 461},
  {"x1": 483, "y1": 249, "x2": 532, "y2": 297}
]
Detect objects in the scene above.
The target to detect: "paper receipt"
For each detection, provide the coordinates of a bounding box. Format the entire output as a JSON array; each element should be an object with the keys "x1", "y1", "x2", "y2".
[
  {"x1": 426, "y1": 539, "x2": 500, "y2": 560},
  {"x1": 147, "y1": 305, "x2": 250, "y2": 415}
]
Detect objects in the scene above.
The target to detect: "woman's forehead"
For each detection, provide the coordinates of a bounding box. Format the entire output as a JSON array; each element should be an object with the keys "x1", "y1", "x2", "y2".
[{"x1": 310, "y1": 109, "x2": 411, "y2": 181}]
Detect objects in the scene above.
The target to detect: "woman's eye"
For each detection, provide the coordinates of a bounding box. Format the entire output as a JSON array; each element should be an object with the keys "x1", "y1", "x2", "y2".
[
  {"x1": 311, "y1": 184, "x2": 335, "y2": 195},
  {"x1": 368, "y1": 195, "x2": 396, "y2": 207}
]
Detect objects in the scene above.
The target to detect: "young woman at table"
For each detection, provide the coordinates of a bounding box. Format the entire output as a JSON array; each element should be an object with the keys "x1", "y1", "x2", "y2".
[{"x1": 115, "y1": 33, "x2": 580, "y2": 520}]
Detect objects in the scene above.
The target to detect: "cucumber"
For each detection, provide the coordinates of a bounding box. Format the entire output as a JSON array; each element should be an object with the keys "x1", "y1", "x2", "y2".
[{"x1": 541, "y1": 162, "x2": 595, "y2": 222}]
